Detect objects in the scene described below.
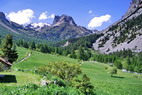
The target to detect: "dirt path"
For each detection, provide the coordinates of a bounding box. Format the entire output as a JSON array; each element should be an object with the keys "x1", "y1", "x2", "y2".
[{"x1": 17, "y1": 53, "x2": 31, "y2": 63}]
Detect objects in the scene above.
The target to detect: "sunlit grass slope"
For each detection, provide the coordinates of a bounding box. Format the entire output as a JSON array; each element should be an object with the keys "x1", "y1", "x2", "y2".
[{"x1": 1, "y1": 47, "x2": 142, "y2": 95}]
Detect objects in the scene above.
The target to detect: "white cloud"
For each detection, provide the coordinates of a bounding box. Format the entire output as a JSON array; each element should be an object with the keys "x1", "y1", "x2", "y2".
[
  {"x1": 7, "y1": 9, "x2": 34, "y2": 25},
  {"x1": 89, "y1": 10, "x2": 93, "y2": 14},
  {"x1": 88, "y1": 14, "x2": 111, "y2": 29},
  {"x1": 39, "y1": 12, "x2": 48, "y2": 20},
  {"x1": 39, "y1": 12, "x2": 55, "y2": 20}
]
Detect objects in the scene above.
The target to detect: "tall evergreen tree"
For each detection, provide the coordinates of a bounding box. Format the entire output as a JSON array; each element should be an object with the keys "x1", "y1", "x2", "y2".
[
  {"x1": 1, "y1": 34, "x2": 18, "y2": 63},
  {"x1": 70, "y1": 50, "x2": 76, "y2": 58},
  {"x1": 77, "y1": 47, "x2": 85, "y2": 61},
  {"x1": 23, "y1": 41, "x2": 29, "y2": 48},
  {"x1": 30, "y1": 42, "x2": 36, "y2": 50}
]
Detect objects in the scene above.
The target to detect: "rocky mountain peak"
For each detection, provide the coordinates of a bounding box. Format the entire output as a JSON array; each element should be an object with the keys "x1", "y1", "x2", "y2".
[
  {"x1": 0, "y1": 12, "x2": 6, "y2": 20},
  {"x1": 53, "y1": 14, "x2": 77, "y2": 26},
  {"x1": 122, "y1": 0, "x2": 142, "y2": 19},
  {"x1": 93, "y1": 0, "x2": 142, "y2": 54}
]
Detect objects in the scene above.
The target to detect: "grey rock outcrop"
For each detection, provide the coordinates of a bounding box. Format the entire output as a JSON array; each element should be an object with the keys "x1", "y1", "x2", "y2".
[
  {"x1": 0, "y1": 12, "x2": 6, "y2": 20},
  {"x1": 53, "y1": 14, "x2": 77, "y2": 26},
  {"x1": 93, "y1": 0, "x2": 142, "y2": 54},
  {"x1": 122, "y1": 0, "x2": 142, "y2": 19}
]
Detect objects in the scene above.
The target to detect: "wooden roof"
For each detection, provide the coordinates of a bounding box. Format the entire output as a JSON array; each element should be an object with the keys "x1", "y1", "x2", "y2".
[{"x1": 0, "y1": 57, "x2": 12, "y2": 66}]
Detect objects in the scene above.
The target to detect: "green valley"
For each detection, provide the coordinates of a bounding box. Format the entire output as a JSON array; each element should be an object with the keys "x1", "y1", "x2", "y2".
[
  {"x1": 1, "y1": 0, "x2": 142, "y2": 95},
  {"x1": 0, "y1": 47, "x2": 141, "y2": 95}
]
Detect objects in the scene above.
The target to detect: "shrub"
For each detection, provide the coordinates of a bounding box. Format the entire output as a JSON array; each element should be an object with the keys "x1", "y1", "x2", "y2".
[
  {"x1": 50, "y1": 76, "x2": 66, "y2": 87},
  {"x1": 0, "y1": 83, "x2": 80, "y2": 95},
  {"x1": 105, "y1": 66, "x2": 108, "y2": 70},
  {"x1": 108, "y1": 67, "x2": 117, "y2": 77},
  {"x1": 46, "y1": 62, "x2": 82, "y2": 82},
  {"x1": 114, "y1": 60, "x2": 122, "y2": 69},
  {"x1": 75, "y1": 74, "x2": 95, "y2": 95}
]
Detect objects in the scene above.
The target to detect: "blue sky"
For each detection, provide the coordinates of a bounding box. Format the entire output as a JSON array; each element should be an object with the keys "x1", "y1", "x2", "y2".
[{"x1": 0, "y1": 0, "x2": 131, "y2": 30}]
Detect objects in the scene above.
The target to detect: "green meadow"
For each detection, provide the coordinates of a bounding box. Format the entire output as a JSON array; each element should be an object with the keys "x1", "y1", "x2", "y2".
[{"x1": 0, "y1": 47, "x2": 142, "y2": 95}]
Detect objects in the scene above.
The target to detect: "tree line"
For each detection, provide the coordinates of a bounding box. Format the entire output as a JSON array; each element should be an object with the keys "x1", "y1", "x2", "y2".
[
  {"x1": 92, "y1": 49, "x2": 142, "y2": 73},
  {"x1": 16, "y1": 39, "x2": 93, "y2": 61},
  {"x1": 16, "y1": 37, "x2": 142, "y2": 73}
]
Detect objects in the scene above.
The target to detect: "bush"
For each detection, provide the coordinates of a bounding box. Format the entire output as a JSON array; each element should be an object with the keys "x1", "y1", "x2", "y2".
[
  {"x1": 46, "y1": 62, "x2": 82, "y2": 82},
  {"x1": 114, "y1": 60, "x2": 122, "y2": 69},
  {"x1": 0, "y1": 63, "x2": 4, "y2": 72},
  {"x1": 104, "y1": 66, "x2": 108, "y2": 70},
  {"x1": 75, "y1": 74, "x2": 95, "y2": 95},
  {"x1": 133, "y1": 75, "x2": 138, "y2": 78},
  {"x1": 0, "y1": 84, "x2": 81, "y2": 95},
  {"x1": 108, "y1": 67, "x2": 117, "y2": 77},
  {"x1": 31, "y1": 62, "x2": 95, "y2": 94},
  {"x1": 37, "y1": 66, "x2": 49, "y2": 75},
  {"x1": 50, "y1": 76, "x2": 66, "y2": 87}
]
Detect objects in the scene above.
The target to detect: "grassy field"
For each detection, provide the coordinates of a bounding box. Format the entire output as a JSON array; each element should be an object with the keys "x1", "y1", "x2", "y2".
[
  {"x1": 0, "y1": 71, "x2": 40, "y2": 86},
  {"x1": 13, "y1": 47, "x2": 78, "y2": 69},
  {"x1": 0, "y1": 47, "x2": 142, "y2": 95},
  {"x1": 81, "y1": 62, "x2": 142, "y2": 95},
  {"x1": 15, "y1": 47, "x2": 31, "y2": 62}
]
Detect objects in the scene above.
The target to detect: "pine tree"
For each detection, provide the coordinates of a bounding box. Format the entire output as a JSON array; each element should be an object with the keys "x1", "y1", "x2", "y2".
[
  {"x1": 30, "y1": 42, "x2": 36, "y2": 50},
  {"x1": 75, "y1": 74, "x2": 95, "y2": 95},
  {"x1": 40, "y1": 45, "x2": 45, "y2": 53},
  {"x1": 85, "y1": 49, "x2": 92, "y2": 60},
  {"x1": 43, "y1": 44, "x2": 49, "y2": 53},
  {"x1": 77, "y1": 47, "x2": 85, "y2": 60},
  {"x1": 23, "y1": 41, "x2": 29, "y2": 48},
  {"x1": 1, "y1": 34, "x2": 18, "y2": 63},
  {"x1": 70, "y1": 50, "x2": 76, "y2": 58}
]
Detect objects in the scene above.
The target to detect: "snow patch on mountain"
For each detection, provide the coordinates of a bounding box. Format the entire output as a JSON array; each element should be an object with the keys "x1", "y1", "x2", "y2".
[{"x1": 31, "y1": 23, "x2": 51, "y2": 28}]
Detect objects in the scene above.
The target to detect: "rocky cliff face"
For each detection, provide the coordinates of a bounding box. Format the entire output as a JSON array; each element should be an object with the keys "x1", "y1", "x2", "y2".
[
  {"x1": 0, "y1": 12, "x2": 21, "y2": 34},
  {"x1": 122, "y1": 0, "x2": 142, "y2": 19},
  {"x1": 34, "y1": 14, "x2": 94, "y2": 41},
  {"x1": 93, "y1": 0, "x2": 142, "y2": 54},
  {"x1": 53, "y1": 15, "x2": 77, "y2": 26},
  {"x1": 0, "y1": 12, "x2": 11, "y2": 25},
  {"x1": 0, "y1": 12, "x2": 6, "y2": 20},
  {"x1": 0, "y1": 12, "x2": 42, "y2": 42}
]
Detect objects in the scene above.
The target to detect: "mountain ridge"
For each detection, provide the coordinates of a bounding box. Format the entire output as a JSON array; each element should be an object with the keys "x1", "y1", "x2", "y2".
[
  {"x1": 0, "y1": 12, "x2": 96, "y2": 41},
  {"x1": 93, "y1": 0, "x2": 142, "y2": 54},
  {"x1": 25, "y1": 14, "x2": 95, "y2": 41}
]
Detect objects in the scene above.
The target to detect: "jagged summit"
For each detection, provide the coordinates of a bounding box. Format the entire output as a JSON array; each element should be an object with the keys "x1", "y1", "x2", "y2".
[
  {"x1": 53, "y1": 14, "x2": 77, "y2": 26},
  {"x1": 0, "y1": 12, "x2": 6, "y2": 20},
  {"x1": 0, "y1": 12, "x2": 9, "y2": 23},
  {"x1": 122, "y1": 0, "x2": 142, "y2": 19},
  {"x1": 38, "y1": 14, "x2": 93, "y2": 41}
]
